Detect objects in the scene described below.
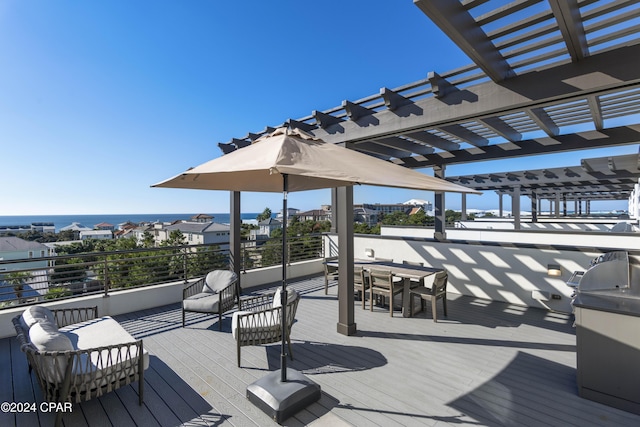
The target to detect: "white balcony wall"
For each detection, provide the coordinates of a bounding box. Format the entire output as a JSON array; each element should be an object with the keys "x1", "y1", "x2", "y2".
[
  {"x1": 324, "y1": 232, "x2": 620, "y2": 313},
  {"x1": 0, "y1": 258, "x2": 324, "y2": 339}
]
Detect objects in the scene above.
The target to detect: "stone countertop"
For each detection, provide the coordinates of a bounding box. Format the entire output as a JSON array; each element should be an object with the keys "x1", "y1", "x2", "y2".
[{"x1": 573, "y1": 288, "x2": 640, "y2": 317}]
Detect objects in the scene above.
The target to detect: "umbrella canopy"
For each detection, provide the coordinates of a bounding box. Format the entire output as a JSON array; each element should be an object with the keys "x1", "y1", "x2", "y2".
[{"x1": 152, "y1": 127, "x2": 481, "y2": 194}]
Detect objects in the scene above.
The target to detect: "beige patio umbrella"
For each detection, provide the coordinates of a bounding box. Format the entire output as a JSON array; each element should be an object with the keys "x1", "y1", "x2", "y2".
[
  {"x1": 152, "y1": 127, "x2": 479, "y2": 421},
  {"x1": 153, "y1": 127, "x2": 481, "y2": 194}
]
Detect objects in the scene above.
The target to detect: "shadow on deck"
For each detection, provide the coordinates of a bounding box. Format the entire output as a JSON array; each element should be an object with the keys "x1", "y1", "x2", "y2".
[{"x1": 2, "y1": 275, "x2": 639, "y2": 426}]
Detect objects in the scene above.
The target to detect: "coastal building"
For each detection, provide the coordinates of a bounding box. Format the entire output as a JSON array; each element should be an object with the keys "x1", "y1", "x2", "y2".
[
  {"x1": 190, "y1": 214, "x2": 214, "y2": 223},
  {"x1": 294, "y1": 208, "x2": 331, "y2": 222},
  {"x1": 353, "y1": 206, "x2": 378, "y2": 226},
  {"x1": 154, "y1": 221, "x2": 230, "y2": 247},
  {"x1": 276, "y1": 207, "x2": 299, "y2": 221},
  {"x1": 0, "y1": 222, "x2": 55, "y2": 235},
  {"x1": 0, "y1": 237, "x2": 51, "y2": 271},
  {"x1": 79, "y1": 230, "x2": 113, "y2": 240},
  {"x1": 94, "y1": 222, "x2": 114, "y2": 231},
  {"x1": 60, "y1": 222, "x2": 92, "y2": 233}
]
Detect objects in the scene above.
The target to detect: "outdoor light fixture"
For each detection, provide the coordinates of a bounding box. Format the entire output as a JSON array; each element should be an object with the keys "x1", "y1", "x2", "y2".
[
  {"x1": 547, "y1": 264, "x2": 562, "y2": 277},
  {"x1": 365, "y1": 248, "x2": 374, "y2": 257}
]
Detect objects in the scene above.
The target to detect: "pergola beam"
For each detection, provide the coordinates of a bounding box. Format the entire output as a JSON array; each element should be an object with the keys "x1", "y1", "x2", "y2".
[
  {"x1": 308, "y1": 44, "x2": 640, "y2": 164},
  {"x1": 549, "y1": 0, "x2": 589, "y2": 62},
  {"x1": 414, "y1": 0, "x2": 515, "y2": 82}
]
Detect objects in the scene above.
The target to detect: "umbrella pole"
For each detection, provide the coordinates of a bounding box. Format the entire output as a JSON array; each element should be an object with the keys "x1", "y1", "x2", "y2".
[
  {"x1": 245, "y1": 172, "x2": 320, "y2": 423},
  {"x1": 281, "y1": 174, "x2": 288, "y2": 383}
]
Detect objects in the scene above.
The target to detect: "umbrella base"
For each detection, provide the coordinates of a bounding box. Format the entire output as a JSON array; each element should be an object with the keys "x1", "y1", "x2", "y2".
[{"x1": 247, "y1": 368, "x2": 321, "y2": 423}]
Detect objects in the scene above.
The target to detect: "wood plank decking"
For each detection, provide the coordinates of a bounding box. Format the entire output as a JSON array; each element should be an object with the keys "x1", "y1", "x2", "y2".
[{"x1": 2, "y1": 275, "x2": 640, "y2": 426}]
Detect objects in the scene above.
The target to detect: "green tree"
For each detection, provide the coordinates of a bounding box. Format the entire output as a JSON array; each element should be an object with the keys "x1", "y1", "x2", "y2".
[
  {"x1": 141, "y1": 231, "x2": 156, "y2": 248},
  {"x1": 256, "y1": 207, "x2": 272, "y2": 222},
  {"x1": 161, "y1": 230, "x2": 186, "y2": 247},
  {"x1": 381, "y1": 211, "x2": 410, "y2": 225},
  {"x1": 5, "y1": 271, "x2": 32, "y2": 304}
]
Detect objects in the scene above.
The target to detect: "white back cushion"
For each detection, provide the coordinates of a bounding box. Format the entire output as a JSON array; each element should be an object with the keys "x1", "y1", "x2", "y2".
[
  {"x1": 21, "y1": 306, "x2": 56, "y2": 330},
  {"x1": 272, "y1": 288, "x2": 298, "y2": 308},
  {"x1": 29, "y1": 322, "x2": 74, "y2": 352},
  {"x1": 203, "y1": 270, "x2": 237, "y2": 293}
]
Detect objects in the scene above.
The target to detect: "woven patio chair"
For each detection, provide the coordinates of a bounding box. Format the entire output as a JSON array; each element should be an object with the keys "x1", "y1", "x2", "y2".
[{"x1": 232, "y1": 288, "x2": 300, "y2": 367}]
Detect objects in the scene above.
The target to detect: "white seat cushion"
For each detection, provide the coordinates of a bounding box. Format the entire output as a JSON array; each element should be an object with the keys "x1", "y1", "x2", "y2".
[
  {"x1": 60, "y1": 316, "x2": 149, "y2": 370},
  {"x1": 183, "y1": 292, "x2": 221, "y2": 313}
]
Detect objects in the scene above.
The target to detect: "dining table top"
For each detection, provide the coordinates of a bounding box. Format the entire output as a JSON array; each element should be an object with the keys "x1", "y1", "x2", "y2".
[{"x1": 326, "y1": 258, "x2": 442, "y2": 280}]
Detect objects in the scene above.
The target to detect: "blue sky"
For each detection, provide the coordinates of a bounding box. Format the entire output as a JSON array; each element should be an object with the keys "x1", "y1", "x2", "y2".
[{"x1": 0, "y1": 1, "x2": 635, "y2": 215}]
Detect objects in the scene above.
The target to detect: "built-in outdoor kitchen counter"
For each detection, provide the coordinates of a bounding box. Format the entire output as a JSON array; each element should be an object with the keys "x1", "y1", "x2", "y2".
[{"x1": 570, "y1": 251, "x2": 640, "y2": 416}]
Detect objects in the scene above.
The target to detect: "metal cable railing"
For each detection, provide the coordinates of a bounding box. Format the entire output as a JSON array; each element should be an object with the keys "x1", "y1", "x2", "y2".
[{"x1": 0, "y1": 235, "x2": 325, "y2": 308}]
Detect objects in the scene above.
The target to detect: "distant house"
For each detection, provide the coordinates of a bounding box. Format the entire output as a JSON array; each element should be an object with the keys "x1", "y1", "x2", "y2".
[
  {"x1": 190, "y1": 214, "x2": 214, "y2": 223},
  {"x1": 0, "y1": 237, "x2": 51, "y2": 272},
  {"x1": 408, "y1": 206, "x2": 423, "y2": 216},
  {"x1": 258, "y1": 218, "x2": 282, "y2": 237},
  {"x1": 0, "y1": 222, "x2": 55, "y2": 235},
  {"x1": 294, "y1": 209, "x2": 331, "y2": 222},
  {"x1": 354, "y1": 206, "x2": 379, "y2": 226},
  {"x1": 79, "y1": 230, "x2": 113, "y2": 240},
  {"x1": 153, "y1": 221, "x2": 230, "y2": 247},
  {"x1": 94, "y1": 222, "x2": 115, "y2": 231},
  {"x1": 60, "y1": 222, "x2": 92, "y2": 233},
  {"x1": 114, "y1": 222, "x2": 138, "y2": 239},
  {"x1": 276, "y1": 208, "x2": 299, "y2": 221}
]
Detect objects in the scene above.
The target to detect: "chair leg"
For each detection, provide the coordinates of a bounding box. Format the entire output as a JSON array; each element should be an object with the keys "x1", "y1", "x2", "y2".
[
  {"x1": 389, "y1": 294, "x2": 393, "y2": 317},
  {"x1": 182, "y1": 308, "x2": 185, "y2": 328},
  {"x1": 218, "y1": 312, "x2": 222, "y2": 331},
  {"x1": 324, "y1": 276, "x2": 328, "y2": 295},
  {"x1": 432, "y1": 298, "x2": 437, "y2": 322},
  {"x1": 443, "y1": 297, "x2": 448, "y2": 318},
  {"x1": 237, "y1": 341, "x2": 241, "y2": 367}
]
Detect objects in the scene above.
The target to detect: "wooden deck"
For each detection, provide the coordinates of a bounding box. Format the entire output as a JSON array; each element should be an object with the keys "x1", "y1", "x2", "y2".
[{"x1": 3, "y1": 275, "x2": 640, "y2": 427}]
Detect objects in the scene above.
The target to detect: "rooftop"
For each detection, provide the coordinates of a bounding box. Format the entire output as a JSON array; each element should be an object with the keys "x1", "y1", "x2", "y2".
[{"x1": 4, "y1": 275, "x2": 639, "y2": 426}]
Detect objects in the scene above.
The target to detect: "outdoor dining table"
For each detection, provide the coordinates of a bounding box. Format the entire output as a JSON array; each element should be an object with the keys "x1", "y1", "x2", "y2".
[{"x1": 326, "y1": 258, "x2": 442, "y2": 317}]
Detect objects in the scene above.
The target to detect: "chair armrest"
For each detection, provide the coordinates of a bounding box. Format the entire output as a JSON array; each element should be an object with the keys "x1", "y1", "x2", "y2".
[
  {"x1": 26, "y1": 340, "x2": 144, "y2": 401},
  {"x1": 183, "y1": 277, "x2": 205, "y2": 299},
  {"x1": 239, "y1": 292, "x2": 275, "y2": 312},
  {"x1": 52, "y1": 307, "x2": 98, "y2": 328},
  {"x1": 217, "y1": 280, "x2": 237, "y2": 311}
]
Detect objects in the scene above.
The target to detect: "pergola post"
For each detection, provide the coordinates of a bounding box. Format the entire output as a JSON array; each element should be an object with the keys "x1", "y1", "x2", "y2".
[
  {"x1": 531, "y1": 190, "x2": 538, "y2": 223},
  {"x1": 512, "y1": 185, "x2": 521, "y2": 230},
  {"x1": 461, "y1": 193, "x2": 467, "y2": 221},
  {"x1": 498, "y1": 192, "x2": 504, "y2": 217},
  {"x1": 434, "y1": 165, "x2": 446, "y2": 239},
  {"x1": 336, "y1": 185, "x2": 356, "y2": 336}
]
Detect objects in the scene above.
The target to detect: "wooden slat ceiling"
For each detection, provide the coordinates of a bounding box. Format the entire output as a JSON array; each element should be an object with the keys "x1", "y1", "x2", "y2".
[
  {"x1": 446, "y1": 152, "x2": 640, "y2": 200},
  {"x1": 218, "y1": 1, "x2": 640, "y2": 201}
]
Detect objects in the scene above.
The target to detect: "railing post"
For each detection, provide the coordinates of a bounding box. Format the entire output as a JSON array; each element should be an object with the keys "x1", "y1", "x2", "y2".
[
  {"x1": 103, "y1": 255, "x2": 110, "y2": 297},
  {"x1": 183, "y1": 248, "x2": 188, "y2": 283}
]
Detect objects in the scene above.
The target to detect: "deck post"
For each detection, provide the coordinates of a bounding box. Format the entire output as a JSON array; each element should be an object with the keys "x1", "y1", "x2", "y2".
[{"x1": 336, "y1": 185, "x2": 356, "y2": 336}]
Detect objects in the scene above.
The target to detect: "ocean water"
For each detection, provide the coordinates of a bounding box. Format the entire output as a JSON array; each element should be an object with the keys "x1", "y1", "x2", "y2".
[{"x1": 0, "y1": 213, "x2": 261, "y2": 232}]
